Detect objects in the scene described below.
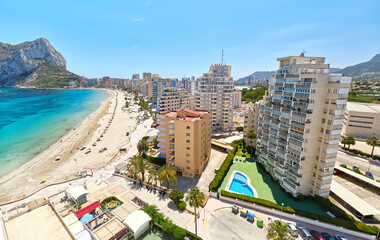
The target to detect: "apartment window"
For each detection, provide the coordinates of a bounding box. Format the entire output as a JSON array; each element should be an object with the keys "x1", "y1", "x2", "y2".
[
  {"x1": 169, "y1": 144, "x2": 175, "y2": 149},
  {"x1": 189, "y1": 173, "x2": 193, "y2": 176},
  {"x1": 186, "y1": 133, "x2": 190, "y2": 136},
  {"x1": 322, "y1": 118, "x2": 326, "y2": 123},
  {"x1": 186, "y1": 167, "x2": 190, "y2": 169},
  {"x1": 185, "y1": 172, "x2": 188, "y2": 175},
  {"x1": 186, "y1": 160, "x2": 190, "y2": 163},
  {"x1": 186, "y1": 147, "x2": 190, "y2": 150},
  {"x1": 186, "y1": 140, "x2": 190, "y2": 143},
  {"x1": 186, "y1": 153, "x2": 190, "y2": 157},
  {"x1": 186, "y1": 126, "x2": 191, "y2": 129},
  {"x1": 320, "y1": 128, "x2": 324, "y2": 133}
]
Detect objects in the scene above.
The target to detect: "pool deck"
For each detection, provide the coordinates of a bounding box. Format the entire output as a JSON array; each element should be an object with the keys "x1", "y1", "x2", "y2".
[{"x1": 225, "y1": 170, "x2": 258, "y2": 198}]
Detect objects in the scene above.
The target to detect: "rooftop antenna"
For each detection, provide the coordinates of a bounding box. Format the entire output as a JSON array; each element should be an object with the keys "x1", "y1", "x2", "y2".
[
  {"x1": 300, "y1": 50, "x2": 307, "y2": 57},
  {"x1": 221, "y1": 49, "x2": 224, "y2": 65}
]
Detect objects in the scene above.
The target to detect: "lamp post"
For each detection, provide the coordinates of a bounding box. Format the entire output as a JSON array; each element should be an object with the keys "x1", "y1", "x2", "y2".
[
  {"x1": 74, "y1": 159, "x2": 78, "y2": 173},
  {"x1": 280, "y1": 203, "x2": 284, "y2": 220}
]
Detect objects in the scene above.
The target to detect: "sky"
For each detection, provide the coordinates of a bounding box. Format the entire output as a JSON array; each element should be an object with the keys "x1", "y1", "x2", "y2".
[{"x1": 0, "y1": 0, "x2": 380, "y2": 79}]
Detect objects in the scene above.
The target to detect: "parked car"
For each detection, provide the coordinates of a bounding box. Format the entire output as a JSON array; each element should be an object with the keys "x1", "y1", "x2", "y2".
[
  {"x1": 297, "y1": 225, "x2": 313, "y2": 240},
  {"x1": 312, "y1": 232, "x2": 326, "y2": 240},
  {"x1": 354, "y1": 211, "x2": 363, "y2": 219},
  {"x1": 365, "y1": 171, "x2": 374, "y2": 179},
  {"x1": 287, "y1": 223, "x2": 298, "y2": 237},
  {"x1": 333, "y1": 168, "x2": 343, "y2": 175},
  {"x1": 334, "y1": 234, "x2": 349, "y2": 240},
  {"x1": 320, "y1": 232, "x2": 334, "y2": 240},
  {"x1": 352, "y1": 165, "x2": 359, "y2": 170}
]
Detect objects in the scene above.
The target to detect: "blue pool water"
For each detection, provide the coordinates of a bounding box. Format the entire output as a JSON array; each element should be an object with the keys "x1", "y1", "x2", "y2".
[
  {"x1": 80, "y1": 213, "x2": 94, "y2": 223},
  {"x1": 0, "y1": 87, "x2": 108, "y2": 177},
  {"x1": 229, "y1": 172, "x2": 254, "y2": 197}
]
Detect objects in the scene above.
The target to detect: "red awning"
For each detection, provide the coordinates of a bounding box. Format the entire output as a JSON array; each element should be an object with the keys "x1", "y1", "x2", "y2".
[{"x1": 75, "y1": 201, "x2": 101, "y2": 219}]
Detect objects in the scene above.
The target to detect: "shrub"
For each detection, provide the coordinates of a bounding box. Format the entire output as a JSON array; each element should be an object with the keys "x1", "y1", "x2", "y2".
[
  {"x1": 340, "y1": 164, "x2": 347, "y2": 168},
  {"x1": 242, "y1": 148, "x2": 247, "y2": 153},
  {"x1": 178, "y1": 201, "x2": 187, "y2": 211},
  {"x1": 373, "y1": 155, "x2": 380, "y2": 161},
  {"x1": 173, "y1": 226, "x2": 187, "y2": 240},
  {"x1": 100, "y1": 196, "x2": 123, "y2": 209},
  {"x1": 146, "y1": 155, "x2": 166, "y2": 166},
  {"x1": 209, "y1": 146, "x2": 238, "y2": 191},
  {"x1": 220, "y1": 190, "x2": 379, "y2": 235},
  {"x1": 296, "y1": 193, "x2": 304, "y2": 201},
  {"x1": 353, "y1": 169, "x2": 361, "y2": 174},
  {"x1": 169, "y1": 188, "x2": 184, "y2": 205}
]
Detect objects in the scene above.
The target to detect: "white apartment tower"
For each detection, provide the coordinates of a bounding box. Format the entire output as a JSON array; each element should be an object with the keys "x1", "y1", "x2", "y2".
[
  {"x1": 256, "y1": 54, "x2": 351, "y2": 198},
  {"x1": 195, "y1": 64, "x2": 234, "y2": 132},
  {"x1": 159, "y1": 88, "x2": 194, "y2": 112}
]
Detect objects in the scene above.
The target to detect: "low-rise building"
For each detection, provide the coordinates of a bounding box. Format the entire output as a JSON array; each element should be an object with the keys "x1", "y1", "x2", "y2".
[
  {"x1": 157, "y1": 108, "x2": 211, "y2": 178},
  {"x1": 342, "y1": 102, "x2": 380, "y2": 139}
]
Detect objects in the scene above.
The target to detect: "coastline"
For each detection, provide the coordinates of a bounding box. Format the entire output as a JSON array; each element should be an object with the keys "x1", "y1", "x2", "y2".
[{"x1": 0, "y1": 89, "x2": 139, "y2": 204}]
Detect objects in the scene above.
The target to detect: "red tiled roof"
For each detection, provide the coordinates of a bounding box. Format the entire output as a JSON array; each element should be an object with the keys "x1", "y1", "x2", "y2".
[{"x1": 75, "y1": 201, "x2": 101, "y2": 219}]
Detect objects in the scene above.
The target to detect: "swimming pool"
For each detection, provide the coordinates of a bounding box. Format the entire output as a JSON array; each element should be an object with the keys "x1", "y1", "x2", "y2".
[
  {"x1": 80, "y1": 214, "x2": 94, "y2": 223},
  {"x1": 227, "y1": 171, "x2": 256, "y2": 197}
]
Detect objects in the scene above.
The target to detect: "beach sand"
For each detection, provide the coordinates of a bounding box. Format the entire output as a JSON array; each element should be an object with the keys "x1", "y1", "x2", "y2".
[{"x1": 0, "y1": 89, "x2": 140, "y2": 204}]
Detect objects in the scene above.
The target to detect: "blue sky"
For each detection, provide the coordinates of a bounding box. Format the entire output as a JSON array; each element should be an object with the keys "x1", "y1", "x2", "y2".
[{"x1": 1, "y1": 0, "x2": 379, "y2": 79}]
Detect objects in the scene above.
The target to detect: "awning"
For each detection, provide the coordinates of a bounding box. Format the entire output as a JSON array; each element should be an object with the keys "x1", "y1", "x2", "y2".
[
  {"x1": 247, "y1": 212, "x2": 254, "y2": 218},
  {"x1": 75, "y1": 201, "x2": 101, "y2": 219}
]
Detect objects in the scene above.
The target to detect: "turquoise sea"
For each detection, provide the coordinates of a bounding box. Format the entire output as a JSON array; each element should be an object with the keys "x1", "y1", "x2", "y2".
[{"x1": 0, "y1": 88, "x2": 108, "y2": 177}]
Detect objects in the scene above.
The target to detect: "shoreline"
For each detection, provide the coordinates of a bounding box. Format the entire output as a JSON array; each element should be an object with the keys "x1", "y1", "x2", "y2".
[{"x1": 0, "y1": 89, "x2": 139, "y2": 203}]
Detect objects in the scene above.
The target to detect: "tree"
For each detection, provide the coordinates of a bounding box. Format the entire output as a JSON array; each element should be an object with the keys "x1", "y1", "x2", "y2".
[
  {"x1": 366, "y1": 136, "x2": 380, "y2": 156},
  {"x1": 341, "y1": 136, "x2": 355, "y2": 149},
  {"x1": 125, "y1": 101, "x2": 129, "y2": 108},
  {"x1": 236, "y1": 126, "x2": 244, "y2": 133},
  {"x1": 266, "y1": 221, "x2": 293, "y2": 240},
  {"x1": 152, "y1": 136, "x2": 159, "y2": 149},
  {"x1": 159, "y1": 164, "x2": 177, "y2": 190},
  {"x1": 169, "y1": 188, "x2": 184, "y2": 206},
  {"x1": 186, "y1": 187, "x2": 204, "y2": 239},
  {"x1": 247, "y1": 129, "x2": 257, "y2": 153},
  {"x1": 135, "y1": 157, "x2": 153, "y2": 183},
  {"x1": 137, "y1": 138, "x2": 149, "y2": 157},
  {"x1": 127, "y1": 156, "x2": 139, "y2": 180}
]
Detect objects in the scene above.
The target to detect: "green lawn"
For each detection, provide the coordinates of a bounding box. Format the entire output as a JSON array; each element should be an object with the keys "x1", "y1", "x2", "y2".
[
  {"x1": 137, "y1": 227, "x2": 172, "y2": 240},
  {"x1": 218, "y1": 160, "x2": 328, "y2": 216},
  {"x1": 235, "y1": 146, "x2": 251, "y2": 158}
]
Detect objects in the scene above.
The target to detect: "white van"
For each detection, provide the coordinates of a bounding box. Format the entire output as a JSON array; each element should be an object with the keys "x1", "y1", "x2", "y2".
[
  {"x1": 287, "y1": 223, "x2": 298, "y2": 237},
  {"x1": 297, "y1": 225, "x2": 313, "y2": 240}
]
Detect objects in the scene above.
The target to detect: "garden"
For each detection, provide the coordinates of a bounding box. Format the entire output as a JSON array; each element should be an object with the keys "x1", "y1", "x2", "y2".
[{"x1": 101, "y1": 196, "x2": 123, "y2": 210}]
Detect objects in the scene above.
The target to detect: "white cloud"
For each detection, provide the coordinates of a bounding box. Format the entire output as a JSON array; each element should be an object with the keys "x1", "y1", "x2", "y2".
[{"x1": 133, "y1": 18, "x2": 145, "y2": 22}]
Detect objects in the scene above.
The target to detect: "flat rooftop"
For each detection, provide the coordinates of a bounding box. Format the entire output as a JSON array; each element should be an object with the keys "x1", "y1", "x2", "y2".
[
  {"x1": 330, "y1": 181, "x2": 380, "y2": 216},
  {"x1": 5, "y1": 205, "x2": 72, "y2": 240},
  {"x1": 346, "y1": 102, "x2": 380, "y2": 114}
]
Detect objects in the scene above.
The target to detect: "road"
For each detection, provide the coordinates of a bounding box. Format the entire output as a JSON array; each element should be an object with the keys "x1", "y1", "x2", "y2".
[{"x1": 336, "y1": 150, "x2": 380, "y2": 180}]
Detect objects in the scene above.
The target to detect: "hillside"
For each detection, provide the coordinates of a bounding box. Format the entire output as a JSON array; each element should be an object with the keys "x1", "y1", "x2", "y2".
[
  {"x1": 0, "y1": 38, "x2": 79, "y2": 88},
  {"x1": 338, "y1": 54, "x2": 380, "y2": 80},
  {"x1": 236, "y1": 71, "x2": 275, "y2": 85}
]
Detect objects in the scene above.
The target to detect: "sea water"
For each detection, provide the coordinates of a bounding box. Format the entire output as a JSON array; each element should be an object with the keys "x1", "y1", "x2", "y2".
[{"x1": 0, "y1": 88, "x2": 108, "y2": 177}]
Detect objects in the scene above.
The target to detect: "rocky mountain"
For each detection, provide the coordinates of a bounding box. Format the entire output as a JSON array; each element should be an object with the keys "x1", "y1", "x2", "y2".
[
  {"x1": 235, "y1": 71, "x2": 275, "y2": 85},
  {"x1": 0, "y1": 38, "x2": 79, "y2": 88},
  {"x1": 338, "y1": 54, "x2": 380, "y2": 80}
]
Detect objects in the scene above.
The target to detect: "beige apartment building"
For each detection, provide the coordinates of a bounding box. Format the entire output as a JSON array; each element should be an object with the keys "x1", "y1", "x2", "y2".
[
  {"x1": 157, "y1": 108, "x2": 211, "y2": 178},
  {"x1": 195, "y1": 64, "x2": 234, "y2": 132},
  {"x1": 244, "y1": 101, "x2": 261, "y2": 147},
  {"x1": 256, "y1": 54, "x2": 351, "y2": 198},
  {"x1": 342, "y1": 102, "x2": 380, "y2": 139},
  {"x1": 158, "y1": 88, "x2": 194, "y2": 112},
  {"x1": 232, "y1": 90, "x2": 242, "y2": 109}
]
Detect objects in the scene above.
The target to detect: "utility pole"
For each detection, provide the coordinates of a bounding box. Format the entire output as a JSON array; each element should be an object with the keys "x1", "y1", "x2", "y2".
[{"x1": 221, "y1": 49, "x2": 224, "y2": 65}]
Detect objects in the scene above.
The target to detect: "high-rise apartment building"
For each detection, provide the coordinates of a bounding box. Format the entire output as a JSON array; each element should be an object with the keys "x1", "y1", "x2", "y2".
[
  {"x1": 159, "y1": 88, "x2": 194, "y2": 112},
  {"x1": 157, "y1": 108, "x2": 211, "y2": 178},
  {"x1": 195, "y1": 64, "x2": 234, "y2": 132},
  {"x1": 244, "y1": 101, "x2": 261, "y2": 147},
  {"x1": 132, "y1": 74, "x2": 140, "y2": 80},
  {"x1": 256, "y1": 54, "x2": 351, "y2": 198},
  {"x1": 231, "y1": 90, "x2": 242, "y2": 109},
  {"x1": 143, "y1": 72, "x2": 152, "y2": 80}
]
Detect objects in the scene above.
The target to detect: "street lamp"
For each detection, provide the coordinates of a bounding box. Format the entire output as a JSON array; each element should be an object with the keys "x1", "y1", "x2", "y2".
[
  {"x1": 280, "y1": 203, "x2": 284, "y2": 221},
  {"x1": 74, "y1": 159, "x2": 78, "y2": 173}
]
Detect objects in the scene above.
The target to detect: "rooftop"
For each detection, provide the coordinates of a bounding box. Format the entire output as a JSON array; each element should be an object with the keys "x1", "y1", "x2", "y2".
[
  {"x1": 346, "y1": 102, "x2": 380, "y2": 114},
  {"x1": 164, "y1": 108, "x2": 209, "y2": 121},
  {"x1": 5, "y1": 205, "x2": 72, "y2": 240}
]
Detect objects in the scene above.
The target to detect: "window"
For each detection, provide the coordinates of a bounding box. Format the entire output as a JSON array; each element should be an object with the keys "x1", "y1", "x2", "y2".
[
  {"x1": 186, "y1": 126, "x2": 190, "y2": 129},
  {"x1": 186, "y1": 160, "x2": 190, "y2": 163},
  {"x1": 186, "y1": 153, "x2": 190, "y2": 157},
  {"x1": 322, "y1": 118, "x2": 326, "y2": 123},
  {"x1": 189, "y1": 173, "x2": 193, "y2": 176},
  {"x1": 186, "y1": 140, "x2": 190, "y2": 143},
  {"x1": 186, "y1": 133, "x2": 190, "y2": 136},
  {"x1": 186, "y1": 147, "x2": 190, "y2": 150},
  {"x1": 186, "y1": 167, "x2": 190, "y2": 169}
]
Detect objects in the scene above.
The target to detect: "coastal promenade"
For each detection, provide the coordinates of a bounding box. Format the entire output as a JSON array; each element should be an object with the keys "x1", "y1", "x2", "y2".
[{"x1": 0, "y1": 90, "x2": 138, "y2": 204}]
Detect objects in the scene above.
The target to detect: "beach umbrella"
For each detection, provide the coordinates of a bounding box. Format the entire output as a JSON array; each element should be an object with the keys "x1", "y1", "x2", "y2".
[{"x1": 41, "y1": 178, "x2": 46, "y2": 183}]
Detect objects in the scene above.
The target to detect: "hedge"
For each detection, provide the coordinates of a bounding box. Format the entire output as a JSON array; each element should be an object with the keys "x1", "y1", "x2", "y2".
[
  {"x1": 209, "y1": 146, "x2": 238, "y2": 191},
  {"x1": 146, "y1": 155, "x2": 166, "y2": 166},
  {"x1": 342, "y1": 146, "x2": 380, "y2": 161},
  {"x1": 221, "y1": 190, "x2": 379, "y2": 236},
  {"x1": 100, "y1": 196, "x2": 123, "y2": 209}
]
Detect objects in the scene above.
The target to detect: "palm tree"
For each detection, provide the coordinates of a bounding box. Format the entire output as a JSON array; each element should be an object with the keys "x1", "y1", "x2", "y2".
[
  {"x1": 344, "y1": 136, "x2": 356, "y2": 149},
  {"x1": 186, "y1": 187, "x2": 204, "y2": 238},
  {"x1": 137, "y1": 138, "x2": 149, "y2": 157},
  {"x1": 247, "y1": 129, "x2": 257, "y2": 153},
  {"x1": 159, "y1": 164, "x2": 177, "y2": 190},
  {"x1": 127, "y1": 156, "x2": 139, "y2": 180},
  {"x1": 135, "y1": 158, "x2": 153, "y2": 183},
  {"x1": 366, "y1": 136, "x2": 380, "y2": 156},
  {"x1": 266, "y1": 221, "x2": 293, "y2": 240}
]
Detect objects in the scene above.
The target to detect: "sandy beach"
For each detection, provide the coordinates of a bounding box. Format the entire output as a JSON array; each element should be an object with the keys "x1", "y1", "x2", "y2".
[{"x1": 0, "y1": 89, "x2": 140, "y2": 204}]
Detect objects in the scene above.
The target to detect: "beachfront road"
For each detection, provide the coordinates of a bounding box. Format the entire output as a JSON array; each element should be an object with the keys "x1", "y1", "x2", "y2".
[{"x1": 336, "y1": 150, "x2": 380, "y2": 180}]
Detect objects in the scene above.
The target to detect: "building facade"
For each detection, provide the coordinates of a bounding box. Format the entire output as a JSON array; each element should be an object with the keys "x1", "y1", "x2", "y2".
[
  {"x1": 256, "y1": 54, "x2": 351, "y2": 198},
  {"x1": 157, "y1": 108, "x2": 211, "y2": 178},
  {"x1": 158, "y1": 88, "x2": 194, "y2": 112},
  {"x1": 195, "y1": 64, "x2": 234, "y2": 132},
  {"x1": 342, "y1": 102, "x2": 380, "y2": 139},
  {"x1": 244, "y1": 101, "x2": 261, "y2": 147},
  {"x1": 231, "y1": 90, "x2": 242, "y2": 109}
]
